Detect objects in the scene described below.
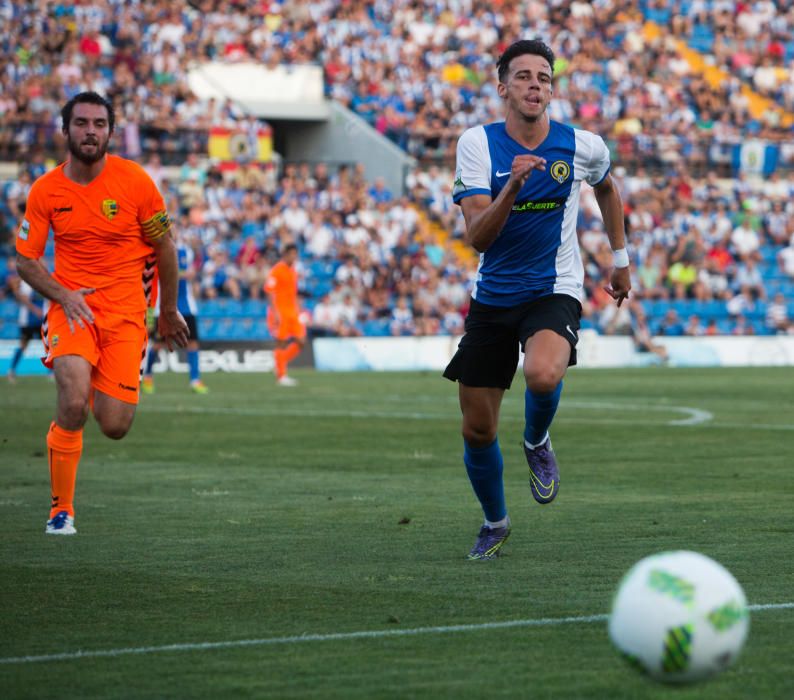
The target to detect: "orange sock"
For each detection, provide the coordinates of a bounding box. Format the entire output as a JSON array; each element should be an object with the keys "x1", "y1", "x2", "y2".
[
  {"x1": 274, "y1": 347, "x2": 287, "y2": 379},
  {"x1": 283, "y1": 342, "x2": 301, "y2": 364},
  {"x1": 46, "y1": 421, "x2": 83, "y2": 518},
  {"x1": 274, "y1": 343, "x2": 301, "y2": 378}
]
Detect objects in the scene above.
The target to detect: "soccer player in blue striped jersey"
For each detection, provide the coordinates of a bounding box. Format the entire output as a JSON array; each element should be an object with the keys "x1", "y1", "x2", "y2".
[
  {"x1": 7, "y1": 275, "x2": 47, "y2": 383},
  {"x1": 443, "y1": 39, "x2": 631, "y2": 560},
  {"x1": 143, "y1": 236, "x2": 208, "y2": 394}
]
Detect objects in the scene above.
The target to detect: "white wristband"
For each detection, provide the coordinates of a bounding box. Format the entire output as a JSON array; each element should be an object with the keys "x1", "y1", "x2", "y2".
[{"x1": 612, "y1": 248, "x2": 629, "y2": 268}]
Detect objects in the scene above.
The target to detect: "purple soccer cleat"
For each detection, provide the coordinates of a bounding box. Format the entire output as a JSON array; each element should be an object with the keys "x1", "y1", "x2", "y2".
[
  {"x1": 524, "y1": 436, "x2": 560, "y2": 504},
  {"x1": 467, "y1": 522, "x2": 511, "y2": 560}
]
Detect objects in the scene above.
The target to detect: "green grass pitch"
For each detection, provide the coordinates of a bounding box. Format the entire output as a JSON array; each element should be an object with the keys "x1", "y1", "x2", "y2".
[{"x1": 1, "y1": 367, "x2": 793, "y2": 699}]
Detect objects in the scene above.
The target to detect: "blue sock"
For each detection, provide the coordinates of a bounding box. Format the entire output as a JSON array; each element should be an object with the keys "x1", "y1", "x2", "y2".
[
  {"x1": 524, "y1": 381, "x2": 563, "y2": 446},
  {"x1": 463, "y1": 438, "x2": 507, "y2": 522},
  {"x1": 10, "y1": 347, "x2": 23, "y2": 371},
  {"x1": 187, "y1": 350, "x2": 200, "y2": 382},
  {"x1": 144, "y1": 346, "x2": 158, "y2": 376}
]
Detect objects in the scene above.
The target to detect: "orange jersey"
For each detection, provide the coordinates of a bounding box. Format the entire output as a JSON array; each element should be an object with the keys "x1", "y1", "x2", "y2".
[
  {"x1": 15, "y1": 154, "x2": 170, "y2": 314},
  {"x1": 264, "y1": 260, "x2": 299, "y2": 316}
]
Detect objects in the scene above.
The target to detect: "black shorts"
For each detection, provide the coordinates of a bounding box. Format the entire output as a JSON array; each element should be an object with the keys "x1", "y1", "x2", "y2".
[
  {"x1": 151, "y1": 315, "x2": 198, "y2": 342},
  {"x1": 443, "y1": 294, "x2": 582, "y2": 390},
  {"x1": 20, "y1": 323, "x2": 42, "y2": 342}
]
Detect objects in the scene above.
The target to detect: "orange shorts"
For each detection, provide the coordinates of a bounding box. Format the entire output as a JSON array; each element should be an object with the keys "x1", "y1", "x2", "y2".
[
  {"x1": 43, "y1": 305, "x2": 148, "y2": 404},
  {"x1": 267, "y1": 308, "x2": 306, "y2": 341}
]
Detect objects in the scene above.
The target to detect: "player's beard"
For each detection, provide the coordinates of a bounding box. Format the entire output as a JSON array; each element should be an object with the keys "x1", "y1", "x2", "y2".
[
  {"x1": 67, "y1": 133, "x2": 110, "y2": 165},
  {"x1": 520, "y1": 110, "x2": 542, "y2": 124}
]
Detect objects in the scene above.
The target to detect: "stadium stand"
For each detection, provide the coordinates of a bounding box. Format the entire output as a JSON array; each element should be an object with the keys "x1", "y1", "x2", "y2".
[{"x1": 2, "y1": 0, "x2": 794, "y2": 342}]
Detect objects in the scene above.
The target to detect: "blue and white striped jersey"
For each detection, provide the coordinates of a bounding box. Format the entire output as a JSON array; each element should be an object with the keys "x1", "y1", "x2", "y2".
[
  {"x1": 452, "y1": 120, "x2": 610, "y2": 306},
  {"x1": 154, "y1": 241, "x2": 198, "y2": 317},
  {"x1": 176, "y1": 242, "x2": 198, "y2": 317},
  {"x1": 18, "y1": 279, "x2": 46, "y2": 327}
]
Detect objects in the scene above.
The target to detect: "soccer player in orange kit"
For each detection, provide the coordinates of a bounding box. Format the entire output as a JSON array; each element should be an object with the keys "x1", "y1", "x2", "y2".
[
  {"x1": 264, "y1": 243, "x2": 305, "y2": 386},
  {"x1": 15, "y1": 92, "x2": 189, "y2": 534}
]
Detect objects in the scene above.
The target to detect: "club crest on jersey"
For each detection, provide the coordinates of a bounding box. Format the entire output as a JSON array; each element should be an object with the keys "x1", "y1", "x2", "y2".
[
  {"x1": 550, "y1": 161, "x2": 571, "y2": 184},
  {"x1": 101, "y1": 199, "x2": 119, "y2": 220}
]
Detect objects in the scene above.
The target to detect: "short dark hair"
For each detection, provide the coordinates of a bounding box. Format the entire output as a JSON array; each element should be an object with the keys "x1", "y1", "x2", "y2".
[
  {"x1": 61, "y1": 92, "x2": 115, "y2": 133},
  {"x1": 497, "y1": 39, "x2": 555, "y2": 83},
  {"x1": 283, "y1": 243, "x2": 298, "y2": 255}
]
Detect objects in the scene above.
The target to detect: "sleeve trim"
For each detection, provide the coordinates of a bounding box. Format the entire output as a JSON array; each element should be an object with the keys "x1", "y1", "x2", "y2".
[
  {"x1": 591, "y1": 166, "x2": 611, "y2": 188},
  {"x1": 453, "y1": 188, "x2": 492, "y2": 204}
]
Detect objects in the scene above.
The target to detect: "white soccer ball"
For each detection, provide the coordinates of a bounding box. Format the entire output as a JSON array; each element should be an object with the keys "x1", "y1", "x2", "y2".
[{"x1": 608, "y1": 550, "x2": 749, "y2": 683}]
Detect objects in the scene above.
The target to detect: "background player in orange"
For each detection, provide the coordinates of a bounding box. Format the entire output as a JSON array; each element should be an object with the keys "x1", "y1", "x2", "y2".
[
  {"x1": 264, "y1": 243, "x2": 305, "y2": 386},
  {"x1": 15, "y1": 91, "x2": 189, "y2": 535}
]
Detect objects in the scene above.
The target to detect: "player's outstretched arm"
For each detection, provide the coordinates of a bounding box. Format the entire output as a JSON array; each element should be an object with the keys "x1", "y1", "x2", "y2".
[
  {"x1": 16, "y1": 252, "x2": 95, "y2": 332},
  {"x1": 593, "y1": 173, "x2": 631, "y2": 307},
  {"x1": 150, "y1": 233, "x2": 189, "y2": 350}
]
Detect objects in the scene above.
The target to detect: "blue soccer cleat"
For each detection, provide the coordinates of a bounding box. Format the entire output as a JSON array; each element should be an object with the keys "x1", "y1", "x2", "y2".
[
  {"x1": 524, "y1": 436, "x2": 560, "y2": 504},
  {"x1": 467, "y1": 521, "x2": 511, "y2": 560}
]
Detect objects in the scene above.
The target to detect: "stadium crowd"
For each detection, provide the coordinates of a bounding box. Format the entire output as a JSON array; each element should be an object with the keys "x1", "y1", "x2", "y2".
[
  {"x1": 2, "y1": 0, "x2": 794, "y2": 339},
  {"x1": 5, "y1": 1, "x2": 794, "y2": 165}
]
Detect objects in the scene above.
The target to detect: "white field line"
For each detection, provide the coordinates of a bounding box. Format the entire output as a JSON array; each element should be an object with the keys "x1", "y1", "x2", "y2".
[
  {"x1": 563, "y1": 401, "x2": 714, "y2": 426},
  {"x1": 139, "y1": 402, "x2": 794, "y2": 431},
  {"x1": 1, "y1": 603, "x2": 791, "y2": 666},
  {"x1": 141, "y1": 402, "x2": 712, "y2": 425}
]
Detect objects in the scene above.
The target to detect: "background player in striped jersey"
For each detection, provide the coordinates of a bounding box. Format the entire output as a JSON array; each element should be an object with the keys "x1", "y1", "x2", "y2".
[
  {"x1": 15, "y1": 92, "x2": 189, "y2": 535},
  {"x1": 444, "y1": 40, "x2": 631, "y2": 560},
  {"x1": 142, "y1": 231, "x2": 208, "y2": 394},
  {"x1": 6, "y1": 266, "x2": 47, "y2": 383}
]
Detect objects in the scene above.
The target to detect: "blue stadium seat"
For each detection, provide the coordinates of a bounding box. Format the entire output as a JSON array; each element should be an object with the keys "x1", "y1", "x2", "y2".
[
  {"x1": 199, "y1": 300, "x2": 223, "y2": 318},
  {"x1": 760, "y1": 245, "x2": 779, "y2": 264},
  {"x1": 671, "y1": 300, "x2": 698, "y2": 318},
  {"x1": 0, "y1": 320, "x2": 17, "y2": 339},
  {"x1": 241, "y1": 298, "x2": 265, "y2": 316},
  {"x1": 362, "y1": 319, "x2": 390, "y2": 336},
  {"x1": 642, "y1": 299, "x2": 668, "y2": 318},
  {"x1": 198, "y1": 318, "x2": 216, "y2": 337},
  {"x1": 254, "y1": 318, "x2": 272, "y2": 339},
  {"x1": 644, "y1": 7, "x2": 671, "y2": 24},
  {"x1": 226, "y1": 239, "x2": 242, "y2": 259},
  {"x1": 308, "y1": 260, "x2": 327, "y2": 277},
  {"x1": 746, "y1": 305, "x2": 767, "y2": 322},
  {"x1": 210, "y1": 298, "x2": 245, "y2": 317},
  {"x1": 229, "y1": 318, "x2": 253, "y2": 340},
  {"x1": 0, "y1": 300, "x2": 17, "y2": 320},
  {"x1": 688, "y1": 24, "x2": 714, "y2": 53},
  {"x1": 693, "y1": 300, "x2": 726, "y2": 319},
  {"x1": 309, "y1": 279, "x2": 333, "y2": 298},
  {"x1": 240, "y1": 221, "x2": 262, "y2": 238}
]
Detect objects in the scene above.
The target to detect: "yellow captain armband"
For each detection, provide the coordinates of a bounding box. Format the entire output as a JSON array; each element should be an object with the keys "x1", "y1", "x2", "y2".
[{"x1": 141, "y1": 211, "x2": 172, "y2": 241}]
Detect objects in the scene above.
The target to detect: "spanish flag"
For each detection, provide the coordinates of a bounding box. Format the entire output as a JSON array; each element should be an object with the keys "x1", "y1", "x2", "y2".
[{"x1": 208, "y1": 126, "x2": 273, "y2": 162}]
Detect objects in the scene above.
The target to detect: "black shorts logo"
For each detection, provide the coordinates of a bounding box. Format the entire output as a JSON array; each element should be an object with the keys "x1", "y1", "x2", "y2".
[{"x1": 118, "y1": 382, "x2": 137, "y2": 392}]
